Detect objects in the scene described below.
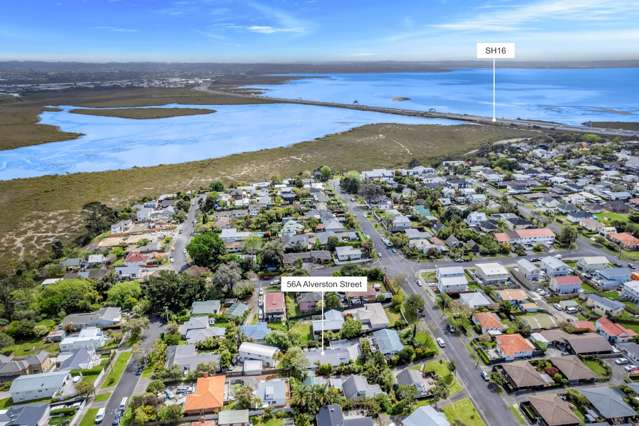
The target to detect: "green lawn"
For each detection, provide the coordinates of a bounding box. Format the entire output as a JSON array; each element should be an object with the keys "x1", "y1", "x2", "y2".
[
  {"x1": 267, "y1": 322, "x2": 287, "y2": 333},
  {"x1": 288, "y1": 321, "x2": 312, "y2": 347},
  {"x1": 415, "y1": 331, "x2": 439, "y2": 354},
  {"x1": 596, "y1": 211, "x2": 629, "y2": 223},
  {"x1": 253, "y1": 418, "x2": 284, "y2": 426},
  {"x1": 2, "y1": 339, "x2": 58, "y2": 357},
  {"x1": 285, "y1": 294, "x2": 301, "y2": 317},
  {"x1": 421, "y1": 271, "x2": 437, "y2": 282},
  {"x1": 79, "y1": 408, "x2": 99, "y2": 426},
  {"x1": 443, "y1": 397, "x2": 486, "y2": 426},
  {"x1": 582, "y1": 358, "x2": 608, "y2": 377},
  {"x1": 95, "y1": 392, "x2": 111, "y2": 402},
  {"x1": 102, "y1": 351, "x2": 132, "y2": 388},
  {"x1": 423, "y1": 360, "x2": 463, "y2": 395},
  {"x1": 385, "y1": 308, "x2": 402, "y2": 326},
  {"x1": 510, "y1": 404, "x2": 526, "y2": 425},
  {"x1": 0, "y1": 398, "x2": 11, "y2": 408}
]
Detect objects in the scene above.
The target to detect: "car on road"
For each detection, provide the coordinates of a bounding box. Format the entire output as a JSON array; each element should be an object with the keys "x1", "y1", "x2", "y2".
[
  {"x1": 436, "y1": 337, "x2": 446, "y2": 348},
  {"x1": 391, "y1": 248, "x2": 397, "y2": 254},
  {"x1": 629, "y1": 263, "x2": 636, "y2": 269},
  {"x1": 481, "y1": 370, "x2": 490, "y2": 381},
  {"x1": 112, "y1": 415, "x2": 120, "y2": 426},
  {"x1": 259, "y1": 288, "x2": 264, "y2": 296},
  {"x1": 447, "y1": 324, "x2": 457, "y2": 334},
  {"x1": 95, "y1": 408, "x2": 106, "y2": 424},
  {"x1": 119, "y1": 397, "x2": 128, "y2": 411},
  {"x1": 624, "y1": 364, "x2": 638, "y2": 372},
  {"x1": 553, "y1": 303, "x2": 563, "y2": 311},
  {"x1": 616, "y1": 358, "x2": 629, "y2": 365},
  {"x1": 416, "y1": 280, "x2": 423, "y2": 287}
]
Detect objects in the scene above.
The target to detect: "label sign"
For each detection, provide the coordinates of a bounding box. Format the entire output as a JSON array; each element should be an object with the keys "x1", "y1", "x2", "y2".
[
  {"x1": 281, "y1": 276, "x2": 367, "y2": 292},
  {"x1": 476, "y1": 42, "x2": 516, "y2": 59}
]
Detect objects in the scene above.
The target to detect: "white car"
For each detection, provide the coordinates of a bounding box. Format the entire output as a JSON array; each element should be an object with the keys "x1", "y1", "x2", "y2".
[
  {"x1": 95, "y1": 408, "x2": 106, "y2": 424},
  {"x1": 624, "y1": 364, "x2": 638, "y2": 372},
  {"x1": 417, "y1": 280, "x2": 423, "y2": 287},
  {"x1": 616, "y1": 358, "x2": 629, "y2": 365},
  {"x1": 436, "y1": 337, "x2": 446, "y2": 348},
  {"x1": 481, "y1": 370, "x2": 490, "y2": 381}
]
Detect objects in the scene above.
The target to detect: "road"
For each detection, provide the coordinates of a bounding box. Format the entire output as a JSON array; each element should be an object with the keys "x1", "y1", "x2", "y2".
[
  {"x1": 101, "y1": 319, "x2": 165, "y2": 426},
  {"x1": 171, "y1": 195, "x2": 204, "y2": 272},
  {"x1": 331, "y1": 181, "x2": 517, "y2": 426},
  {"x1": 197, "y1": 86, "x2": 639, "y2": 138}
]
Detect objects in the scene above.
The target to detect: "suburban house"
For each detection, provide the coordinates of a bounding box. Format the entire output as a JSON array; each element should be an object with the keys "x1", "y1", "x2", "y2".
[
  {"x1": 472, "y1": 312, "x2": 506, "y2": 335},
  {"x1": 458, "y1": 292, "x2": 493, "y2": 310},
  {"x1": 191, "y1": 300, "x2": 221, "y2": 316},
  {"x1": 608, "y1": 232, "x2": 639, "y2": 250},
  {"x1": 585, "y1": 294, "x2": 625, "y2": 317},
  {"x1": 622, "y1": 280, "x2": 639, "y2": 302},
  {"x1": 495, "y1": 334, "x2": 535, "y2": 360},
  {"x1": 62, "y1": 307, "x2": 122, "y2": 330},
  {"x1": 58, "y1": 348, "x2": 100, "y2": 371},
  {"x1": 579, "y1": 386, "x2": 637, "y2": 423},
  {"x1": 495, "y1": 289, "x2": 528, "y2": 305},
  {"x1": 402, "y1": 406, "x2": 450, "y2": 426},
  {"x1": 312, "y1": 310, "x2": 344, "y2": 335},
  {"x1": 297, "y1": 292, "x2": 322, "y2": 313},
  {"x1": 264, "y1": 292, "x2": 286, "y2": 322},
  {"x1": 498, "y1": 360, "x2": 552, "y2": 392},
  {"x1": 564, "y1": 333, "x2": 613, "y2": 356},
  {"x1": 549, "y1": 356, "x2": 598, "y2": 385},
  {"x1": 0, "y1": 404, "x2": 50, "y2": 426},
  {"x1": 9, "y1": 371, "x2": 72, "y2": 403},
  {"x1": 549, "y1": 275, "x2": 582, "y2": 295},
  {"x1": 474, "y1": 262, "x2": 510, "y2": 284},
  {"x1": 316, "y1": 404, "x2": 374, "y2": 426},
  {"x1": 254, "y1": 378, "x2": 288, "y2": 407},
  {"x1": 523, "y1": 393, "x2": 581, "y2": 426},
  {"x1": 395, "y1": 368, "x2": 434, "y2": 398},
  {"x1": 371, "y1": 329, "x2": 403, "y2": 355},
  {"x1": 183, "y1": 375, "x2": 226, "y2": 415},
  {"x1": 344, "y1": 303, "x2": 389, "y2": 331},
  {"x1": 304, "y1": 341, "x2": 360, "y2": 369},
  {"x1": 596, "y1": 317, "x2": 638, "y2": 343},
  {"x1": 436, "y1": 266, "x2": 468, "y2": 294},
  {"x1": 238, "y1": 342, "x2": 279, "y2": 368},
  {"x1": 577, "y1": 256, "x2": 610, "y2": 272},
  {"x1": 217, "y1": 410, "x2": 250, "y2": 426},
  {"x1": 240, "y1": 323, "x2": 270, "y2": 342},
  {"x1": 166, "y1": 344, "x2": 220, "y2": 373},
  {"x1": 514, "y1": 259, "x2": 541, "y2": 283},
  {"x1": 591, "y1": 267, "x2": 632, "y2": 290},
  {"x1": 335, "y1": 246, "x2": 363, "y2": 262},
  {"x1": 59, "y1": 327, "x2": 106, "y2": 352},
  {"x1": 495, "y1": 228, "x2": 556, "y2": 247},
  {"x1": 540, "y1": 257, "x2": 572, "y2": 277},
  {"x1": 341, "y1": 375, "x2": 383, "y2": 400}
]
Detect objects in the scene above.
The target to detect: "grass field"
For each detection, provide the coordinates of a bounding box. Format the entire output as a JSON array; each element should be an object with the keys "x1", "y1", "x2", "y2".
[
  {"x1": 79, "y1": 408, "x2": 99, "y2": 426},
  {"x1": 423, "y1": 359, "x2": 462, "y2": 395},
  {"x1": 0, "y1": 121, "x2": 528, "y2": 273},
  {"x1": 288, "y1": 321, "x2": 312, "y2": 347},
  {"x1": 595, "y1": 211, "x2": 629, "y2": 223},
  {"x1": 102, "y1": 351, "x2": 132, "y2": 389},
  {"x1": 2, "y1": 339, "x2": 59, "y2": 357},
  {"x1": 590, "y1": 122, "x2": 639, "y2": 131},
  {"x1": 95, "y1": 392, "x2": 111, "y2": 402},
  {"x1": 70, "y1": 107, "x2": 215, "y2": 119},
  {"x1": 582, "y1": 358, "x2": 608, "y2": 376},
  {"x1": 520, "y1": 313, "x2": 559, "y2": 330},
  {"x1": 443, "y1": 397, "x2": 486, "y2": 426}
]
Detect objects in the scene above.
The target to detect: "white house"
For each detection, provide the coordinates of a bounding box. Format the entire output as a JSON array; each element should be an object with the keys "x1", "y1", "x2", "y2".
[
  {"x1": 466, "y1": 212, "x2": 487, "y2": 227},
  {"x1": 10, "y1": 371, "x2": 71, "y2": 403},
  {"x1": 540, "y1": 256, "x2": 572, "y2": 277},
  {"x1": 577, "y1": 256, "x2": 610, "y2": 273},
  {"x1": 475, "y1": 262, "x2": 510, "y2": 284},
  {"x1": 436, "y1": 266, "x2": 468, "y2": 294},
  {"x1": 238, "y1": 342, "x2": 279, "y2": 368},
  {"x1": 516, "y1": 259, "x2": 541, "y2": 282},
  {"x1": 59, "y1": 327, "x2": 106, "y2": 352},
  {"x1": 622, "y1": 281, "x2": 639, "y2": 303},
  {"x1": 335, "y1": 246, "x2": 363, "y2": 262}
]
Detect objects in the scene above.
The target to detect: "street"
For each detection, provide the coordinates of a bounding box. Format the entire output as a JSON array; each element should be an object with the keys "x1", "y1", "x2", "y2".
[{"x1": 171, "y1": 195, "x2": 204, "y2": 272}]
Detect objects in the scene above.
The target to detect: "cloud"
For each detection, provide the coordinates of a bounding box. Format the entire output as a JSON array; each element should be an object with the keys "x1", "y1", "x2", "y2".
[
  {"x1": 245, "y1": 2, "x2": 310, "y2": 35},
  {"x1": 246, "y1": 25, "x2": 303, "y2": 34},
  {"x1": 94, "y1": 26, "x2": 138, "y2": 33}
]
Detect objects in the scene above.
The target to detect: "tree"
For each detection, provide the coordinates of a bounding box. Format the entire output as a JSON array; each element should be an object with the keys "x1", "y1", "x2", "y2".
[
  {"x1": 123, "y1": 316, "x2": 149, "y2": 340},
  {"x1": 326, "y1": 236, "x2": 339, "y2": 251},
  {"x1": 75, "y1": 381, "x2": 94, "y2": 398},
  {"x1": 324, "y1": 292, "x2": 341, "y2": 310},
  {"x1": 291, "y1": 384, "x2": 343, "y2": 417},
  {"x1": 265, "y1": 330, "x2": 292, "y2": 350},
  {"x1": 106, "y1": 281, "x2": 142, "y2": 310},
  {"x1": 260, "y1": 241, "x2": 284, "y2": 270},
  {"x1": 186, "y1": 232, "x2": 226, "y2": 267},
  {"x1": 157, "y1": 405, "x2": 182, "y2": 423},
  {"x1": 340, "y1": 318, "x2": 362, "y2": 339},
  {"x1": 0, "y1": 332, "x2": 14, "y2": 349},
  {"x1": 318, "y1": 165, "x2": 332, "y2": 181},
  {"x1": 280, "y1": 347, "x2": 309, "y2": 380},
  {"x1": 242, "y1": 236, "x2": 263, "y2": 255},
  {"x1": 38, "y1": 279, "x2": 98, "y2": 318},
  {"x1": 79, "y1": 201, "x2": 118, "y2": 244},
  {"x1": 212, "y1": 262, "x2": 242, "y2": 294},
  {"x1": 141, "y1": 271, "x2": 207, "y2": 314},
  {"x1": 147, "y1": 380, "x2": 166, "y2": 394},
  {"x1": 51, "y1": 240, "x2": 64, "y2": 259},
  {"x1": 235, "y1": 384, "x2": 258, "y2": 409},
  {"x1": 558, "y1": 226, "x2": 577, "y2": 248},
  {"x1": 403, "y1": 294, "x2": 425, "y2": 323},
  {"x1": 209, "y1": 180, "x2": 225, "y2": 192},
  {"x1": 340, "y1": 171, "x2": 362, "y2": 194},
  {"x1": 6, "y1": 320, "x2": 36, "y2": 339}
]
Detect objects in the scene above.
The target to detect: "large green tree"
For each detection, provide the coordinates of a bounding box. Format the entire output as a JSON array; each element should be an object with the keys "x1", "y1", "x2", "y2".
[
  {"x1": 141, "y1": 271, "x2": 207, "y2": 314},
  {"x1": 38, "y1": 279, "x2": 99, "y2": 318},
  {"x1": 187, "y1": 232, "x2": 226, "y2": 267},
  {"x1": 106, "y1": 281, "x2": 142, "y2": 310}
]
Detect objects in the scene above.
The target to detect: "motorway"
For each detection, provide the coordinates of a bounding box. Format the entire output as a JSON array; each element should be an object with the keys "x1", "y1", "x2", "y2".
[
  {"x1": 198, "y1": 86, "x2": 639, "y2": 138},
  {"x1": 101, "y1": 319, "x2": 165, "y2": 426}
]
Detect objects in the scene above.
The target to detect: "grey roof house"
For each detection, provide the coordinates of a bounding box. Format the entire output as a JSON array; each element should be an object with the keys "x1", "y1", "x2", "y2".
[
  {"x1": 191, "y1": 300, "x2": 221, "y2": 316},
  {"x1": 165, "y1": 344, "x2": 220, "y2": 373},
  {"x1": 0, "y1": 404, "x2": 50, "y2": 426},
  {"x1": 9, "y1": 371, "x2": 72, "y2": 403},
  {"x1": 254, "y1": 378, "x2": 288, "y2": 407},
  {"x1": 372, "y1": 329, "x2": 404, "y2": 355},
  {"x1": 62, "y1": 307, "x2": 122, "y2": 330},
  {"x1": 580, "y1": 386, "x2": 636, "y2": 421},
  {"x1": 341, "y1": 375, "x2": 383, "y2": 400},
  {"x1": 316, "y1": 404, "x2": 374, "y2": 426}
]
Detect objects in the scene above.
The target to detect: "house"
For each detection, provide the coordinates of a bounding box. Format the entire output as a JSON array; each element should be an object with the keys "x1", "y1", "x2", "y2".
[
  {"x1": 10, "y1": 371, "x2": 71, "y2": 403},
  {"x1": 312, "y1": 310, "x2": 344, "y2": 335},
  {"x1": 335, "y1": 246, "x2": 362, "y2": 262},
  {"x1": 564, "y1": 333, "x2": 613, "y2": 356},
  {"x1": 475, "y1": 262, "x2": 510, "y2": 284},
  {"x1": 577, "y1": 256, "x2": 610, "y2": 272},
  {"x1": 59, "y1": 327, "x2": 106, "y2": 352},
  {"x1": 549, "y1": 275, "x2": 582, "y2": 295},
  {"x1": 540, "y1": 257, "x2": 572, "y2": 277},
  {"x1": 591, "y1": 267, "x2": 632, "y2": 290},
  {"x1": 402, "y1": 406, "x2": 450, "y2": 426},
  {"x1": 472, "y1": 312, "x2": 505, "y2": 335},
  {"x1": 498, "y1": 360, "x2": 552, "y2": 391},
  {"x1": 515, "y1": 259, "x2": 541, "y2": 283},
  {"x1": 585, "y1": 294, "x2": 625, "y2": 317},
  {"x1": 58, "y1": 348, "x2": 100, "y2": 371},
  {"x1": 225, "y1": 302, "x2": 249, "y2": 320},
  {"x1": 86, "y1": 254, "x2": 106, "y2": 267},
  {"x1": 217, "y1": 409, "x2": 250, "y2": 426},
  {"x1": 549, "y1": 355, "x2": 598, "y2": 384},
  {"x1": 341, "y1": 375, "x2": 383, "y2": 400},
  {"x1": 240, "y1": 322, "x2": 270, "y2": 342},
  {"x1": 254, "y1": 378, "x2": 288, "y2": 407},
  {"x1": 391, "y1": 215, "x2": 411, "y2": 232},
  {"x1": 495, "y1": 289, "x2": 528, "y2": 305},
  {"x1": 191, "y1": 300, "x2": 221, "y2": 316},
  {"x1": 395, "y1": 369, "x2": 434, "y2": 398},
  {"x1": 436, "y1": 266, "x2": 468, "y2": 294},
  {"x1": 524, "y1": 393, "x2": 581, "y2": 426},
  {"x1": 596, "y1": 317, "x2": 637, "y2": 343},
  {"x1": 0, "y1": 358, "x2": 29, "y2": 381},
  {"x1": 511, "y1": 228, "x2": 556, "y2": 246},
  {"x1": 238, "y1": 342, "x2": 279, "y2": 367},
  {"x1": 0, "y1": 404, "x2": 50, "y2": 426},
  {"x1": 304, "y1": 340, "x2": 360, "y2": 368},
  {"x1": 166, "y1": 344, "x2": 220, "y2": 373},
  {"x1": 622, "y1": 280, "x2": 639, "y2": 302},
  {"x1": 62, "y1": 307, "x2": 122, "y2": 330},
  {"x1": 316, "y1": 405, "x2": 374, "y2": 426},
  {"x1": 344, "y1": 303, "x2": 389, "y2": 331},
  {"x1": 495, "y1": 334, "x2": 535, "y2": 360},
  {"x1": 609, "y1": 232, "x2": 639, "y2": 250},
  {"x1": 220, "y1": 228, "x2": 252, "y2": 243},
  {"x1": 580, "y1": 386, "x2": 636, "y2": 422},
  {"x1": 617, "y1": 341, "x2": 639, "y2": 363},
  {"x1": 264, "y1": 292, "x2": 286, "y2": 322},
  {"x1": 458, "y1": 292, "x2": 493, "y2": 310},
  {"x1": 297, "y1": 292, "x2": 322, "y2": 313},
  {"x1": 466, "y1": 212, "x2": 487, "y2": 227},
  {"x1": 111, "y1": 219, "x2": 133, "y2": 234},
  {"x1": 372, "y1": 329, "x2": 403, "y2": 355},
  {"x1": 183, "y1": 375, "x2": 225, "y2": 415}
]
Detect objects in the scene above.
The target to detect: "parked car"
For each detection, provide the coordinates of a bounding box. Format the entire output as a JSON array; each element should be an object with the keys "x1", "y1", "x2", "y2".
[
  {"x1": 481, "y1": 370, "x2": 490, "y2": 381},
  {"x1": 436, "y1": 337, "x2": 446, "y2": 348},
  {"x1": 553, "y1": 303, "x2": 563, "y2": 311},
  {"x1": 616, "y1": 358, "x2": 629, "y2": 365},
  {"x1": 624, "y1": 364, "x2": 638, "y2": 372},
  {"x1": 95, "y1": 408, "x2": 106, "y2": 424},
  {"x1": 417, "y1": 280, "x2": 423, "y2": 287}
]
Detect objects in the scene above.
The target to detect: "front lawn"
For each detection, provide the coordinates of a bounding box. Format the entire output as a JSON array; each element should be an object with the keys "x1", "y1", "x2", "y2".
[
  {"x1": 102, "y1": 351, "x2": 132, "y2": 389},
  {"x1": 596, "y1": 211, "x2": 629, "y2": 223},
  {"x1": 95, "y1": 392, "x2": 111, "y2": 402},
  {"x1": 443, "y1": 397, "x2": 486, "y2": 426},
  {"x1": 423, "y1": 359, "x2": 463, "y2": 395},
  {"x1": 385, "y1": 308, "x2": 402, "y2": 326},
  {"x1": 582, "y1": 358, "x2": 609, "y2": 377},
  {"x1": 79, "y1": 408, "x2": 99, "y2": 426},
  {"x1": 288, "y1": 321, "x2": 312, "y2": 347},
  {"x1": 2, "y1": 339, "x2": 59, "y2": 357}
]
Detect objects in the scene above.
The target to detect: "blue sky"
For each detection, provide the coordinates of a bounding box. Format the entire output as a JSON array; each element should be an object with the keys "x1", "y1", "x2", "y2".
[{"x1": 1, "y1": 0, "x2": 638, "y2": 62}]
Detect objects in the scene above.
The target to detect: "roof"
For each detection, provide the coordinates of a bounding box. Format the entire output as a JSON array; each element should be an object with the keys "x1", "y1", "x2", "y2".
[
  {"x1": 316, "y1": 404, "x2": 374, "y2": 426},
  {"x1": 475, "y1": 262, "x2": 509, "y2": 276},
  {"x1": 59, "y1": 348, "x2": 93, "y2": 370},
  {"x1": 341, "y1": 375, "x2": 383, "y2": 399},
  {"x1": 402, "y1": 406, "x2": 450, "y2": 426},
  {"x1": 225, "y1": 302, "x2": 248, "y2": 318},
  {"x1": 517, "y1": 259, "x2": 539, "y2": 274},
  {"x1": 501, "y1": 361, "x2": 549, "y2": 388},
  {"x1": 10, "y1": 371, "x2": 69, "y2": 394},
  {"x1": 551, "y1": 275, "x2": 582, "y2": 286},
  {"x1": 473, "y1": 312, "x2": 504, "y2": 330},
  {"x1": 597, "y1": 317, "x2": 638, "y2": 338},
  {"x1": 239, "y1": 342, "x2": 279, "y2": 359},
  {"x1": 580, "y1": 386, "x2": 636, "y2": 419},
  {"x1": 579, "y1": 256, "x2": 609, "y2": 266},
  {"x1": 541, "y1": 256, "x2": 569, "y2": 270},
  {"x1": 264, "y1": 292, "x2": 285, "y2": 313},
  {"x1": 166, "y1": 344, "x2": 220, "y2": 372},
  {"x1": 515, "y1": 227, "x2": 555, "y2": 239},
  {"x1": 240, "y1": 322, "x2": 270, "y2": 341},
  {"x1": 459, "y1": 291, "x2": 492, "y2": 308},
  {"x1": 587, "y1": 294, "x2": 624, "y2": 311},
  {"x1": 495, "y1": 334, "x2": 534, "y2": 357},
  {"x1": 372, "y1": 329, "x2": 404, "y2": 354},
  {"x1": 255, "y1": 378, "x2": 287, "y2": 403},
  {"x1": 396, "y1": 368, "x2": 423, "y2": 387},
  {"x1": 550, "y1": 355, "x2": 598, "y2": 381},
  {"x1": 527, "y1": 393, "x2": 581, "y2": 426},
  {"x1": 572, "y1": 321, "x2": 596, "y2": 332},
  {"x1": 0, "y1": 404, "x2": 49, "y2": 426},
  {"x1": 496, "y1": 289, "x2": 528, "y2": 301},
  {"x1": 217, "y1": 410, "x2": 249, "y2": 425},
  {"x1": 565, "y1": 333, "x2": 612, "y2": 354},
  {"x1": 609, "y1": 232, "x2": 639, "y2": 246},
  {"x1": 183, "y1": 375, "x2": 225, "y2": 412},
  {"x1": 192, "y1": 300, "x2": 221, "y2": 315}
]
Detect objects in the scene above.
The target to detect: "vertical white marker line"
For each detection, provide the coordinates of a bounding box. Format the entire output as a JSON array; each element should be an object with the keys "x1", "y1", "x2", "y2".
[
  {"x1": 492, "y1": 58, "x2": 496, "y2": 122},
  {"x1": 321, "y1": 291, "x2": 325, "y2": 355},
  {"x1": 476, "y1": 42, "x2": 515, "y2": 122}
]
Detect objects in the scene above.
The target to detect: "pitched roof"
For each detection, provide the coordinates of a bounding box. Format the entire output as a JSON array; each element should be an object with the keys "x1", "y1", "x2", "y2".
[
  {"x1": 515, "y1": 228, "x2": 555, "y2": 239},
  {"x1": 597, "y1": 317, "x2": 638, "y2": 338},
  {"x1": 496, "y1": 334, "x2": 534, "y2": 357},
  {"x1": 550, "y1": 355, "x2": 598, "y2": 381},
  {"x1": 183, "y1": 375, "x2": 225, "y2": 412},
  {"x1": 551, "y1": 275, "x2": 582, "y2": 286},
  {"x1": 372, "y1": 328, "x2": 404, "y2": 354},
  {"x1": 580, "y1": 386, "x2": 636, "y2": 419},
  {"x1": 264, "y1": 292, "x2": 285, "y2": 313},
  {"x1": 402, "y1": 406, "x2": 450, "y2": 426},
  {"x1": 496, "y1": 289, "x2": 528, "y2": 301},
  {"x1": 565, "y1": 333, "x2": 613, "y2": 354},
  {"x1": 473, "y1": 312, "x2": 505, "y2": 330},
  {"x1": 501, "y1": 361, "x2": 549, "y2": 388},
  {"x1": 527, "y1": 393, "x2": 581, "y2": 426}
]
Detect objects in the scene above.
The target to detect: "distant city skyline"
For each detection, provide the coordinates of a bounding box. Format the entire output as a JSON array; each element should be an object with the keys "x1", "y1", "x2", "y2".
[{"x1": 2, "y1": 0, "x2": 638, "y2": 62}]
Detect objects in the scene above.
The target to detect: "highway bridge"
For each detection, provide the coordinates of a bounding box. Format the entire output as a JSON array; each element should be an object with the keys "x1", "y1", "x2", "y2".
[{"x1": 200, "y1": 86, "x2": 639, "y2": 138}]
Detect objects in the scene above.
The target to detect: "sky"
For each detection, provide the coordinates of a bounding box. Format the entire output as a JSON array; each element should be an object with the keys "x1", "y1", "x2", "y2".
[{"x1": 1, "y1": 0, "x2": 639, "y2": 62}]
